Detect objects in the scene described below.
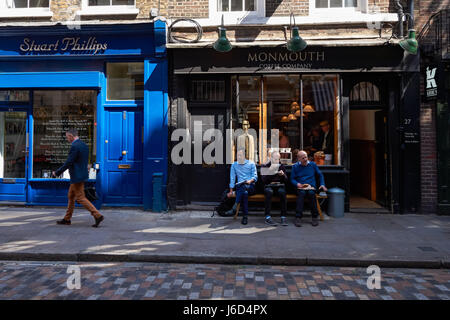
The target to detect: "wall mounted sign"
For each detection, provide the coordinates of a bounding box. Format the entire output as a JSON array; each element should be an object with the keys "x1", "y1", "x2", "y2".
[
  {"x1": 425, "y1": 65, "x2": 438, "y2": 100},
  {"x1": 173, "y1": 46, "x2": 419, "y2": 74},
  {"x1": 19, "y1": 37, "x2": 108, "y2": 55}
]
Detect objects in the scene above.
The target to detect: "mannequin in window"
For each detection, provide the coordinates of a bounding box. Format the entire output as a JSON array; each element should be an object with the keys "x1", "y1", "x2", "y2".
[{"x1": 236, "y1": 120, "x2": 256, "y2": 162}]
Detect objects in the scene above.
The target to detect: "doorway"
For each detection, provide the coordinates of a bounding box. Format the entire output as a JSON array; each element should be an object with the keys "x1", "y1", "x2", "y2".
[
  {"x1": 103, "y1": 108, "x2": 144, "y2": 205},
  {"x1": 188, "y1": 108, "x2": 229, "y2": 202},
  {"x1": 0, "y1": 107, "x2": 30, "y2": 202},
  {"x1": 349, "y1": 109, "x2": 390, "y2": 210}
]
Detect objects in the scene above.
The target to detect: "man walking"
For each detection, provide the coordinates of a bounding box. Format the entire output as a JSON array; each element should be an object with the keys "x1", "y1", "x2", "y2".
[
  {"x1": 52, "y1": 129, "x2": 104, "y2": 227},
  {"x1": 290, "y1": 150, "x2": 327, "y2": 227},
  {"x1": 226, "y1": 148, "x2": 257, "y2": 225}
]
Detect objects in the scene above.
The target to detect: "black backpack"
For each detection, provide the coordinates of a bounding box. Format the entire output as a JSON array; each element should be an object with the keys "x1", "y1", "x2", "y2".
[{"x1": 212, "y1": 189, "x2": 236, "y2": 217}]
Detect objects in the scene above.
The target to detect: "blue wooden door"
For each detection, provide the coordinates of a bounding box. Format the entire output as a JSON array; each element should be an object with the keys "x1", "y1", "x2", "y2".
[
  {"x1": 103, "y1": 109, "x2": 143, "y2": 205},
  {"x1": 0, "y1": 108, "x2": 29, "y2": 202}
]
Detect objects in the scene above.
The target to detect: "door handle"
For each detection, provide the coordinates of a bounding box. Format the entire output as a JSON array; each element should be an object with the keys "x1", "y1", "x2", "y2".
[{"x1": 122, "y1": 151, "x2": 127, "y2": 155}]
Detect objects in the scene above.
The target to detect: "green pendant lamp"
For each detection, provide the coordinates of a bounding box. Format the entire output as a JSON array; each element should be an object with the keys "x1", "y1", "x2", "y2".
[
  {"x1": 399, "y1": 29, "x2": 418, "y2": 55},
  {"x1": 287, "y1": 26, "x2": 307, "y2": 52},
  {"x1": 213, "y1": 27, "x2": 232, "y2": 52}
]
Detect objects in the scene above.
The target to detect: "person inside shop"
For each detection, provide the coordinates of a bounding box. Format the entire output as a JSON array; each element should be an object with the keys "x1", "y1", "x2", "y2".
[
  {"x1": 52, "y1": 129, "x2": 104, "y2": 228},
  {"x1": 279, "y1": 128, "x2": 290, "y2": 148},
  {"x1": 319, "y1": 120, "x2": 334, "y2": 155},
  {"x1": 290, "y1": 150, "x2": 327, "y2": 227},
  {"x1": 261, "y1": 151, "x2": 288, "y2": 226},
  {"x1": 308, "y1": 126, "x2": 322, "y2": 155},
  {"x1": 226, "y1": 148, "x2": 258, "y2": 225}
]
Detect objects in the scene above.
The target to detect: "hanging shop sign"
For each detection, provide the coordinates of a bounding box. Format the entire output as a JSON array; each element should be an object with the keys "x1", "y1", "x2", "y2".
[{"x1": 424, "y1": 65, "x2": 438, "y2": 101}]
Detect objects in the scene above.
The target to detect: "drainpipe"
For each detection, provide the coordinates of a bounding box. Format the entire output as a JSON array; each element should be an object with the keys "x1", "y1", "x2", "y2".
[
  {"x1": 394, "y1": 0, "x2": 404, "y2": 38},
  {"x1": 407, "y1": 0, "x2": 414, "y2": 30}
]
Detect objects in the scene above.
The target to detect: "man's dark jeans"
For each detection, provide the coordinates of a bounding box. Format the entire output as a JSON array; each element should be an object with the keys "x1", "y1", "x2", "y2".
[
  {"x1": 264, "y1": 186, "x2": 287, "y2": 217},
  {"x1": 236, "y1": 183, "x2": 256, "y2": 216},
  {"x1": 296, "y1": 189, "x2": 319, "y2": 219}
]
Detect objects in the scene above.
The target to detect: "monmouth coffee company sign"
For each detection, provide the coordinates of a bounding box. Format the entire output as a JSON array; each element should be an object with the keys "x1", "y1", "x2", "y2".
[
  {"x1": 173, "y1": 46, "x2": 415, "y2": 74},
  {"x1": 247, "y1": 51, "x2": 325, "y2": 70}
]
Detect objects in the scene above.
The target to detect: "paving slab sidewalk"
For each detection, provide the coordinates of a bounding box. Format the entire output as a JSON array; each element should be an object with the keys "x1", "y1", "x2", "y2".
[{"x1": 0, "y1": 206, "x2": 449, "y2": 268}]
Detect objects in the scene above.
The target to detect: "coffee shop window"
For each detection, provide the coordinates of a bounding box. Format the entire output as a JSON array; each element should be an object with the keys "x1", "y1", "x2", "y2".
[
  {"x1": 32, "y1": 90, "x2": 97, "y2": 179},
  {"x1": 232, "y1": 74, "x2": 341, "y2": 166}
]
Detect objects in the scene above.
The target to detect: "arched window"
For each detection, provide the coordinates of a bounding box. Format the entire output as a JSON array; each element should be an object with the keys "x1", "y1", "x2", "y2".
[{"x1": 350, "y1": 81, "x2": 380, "y2": 103}]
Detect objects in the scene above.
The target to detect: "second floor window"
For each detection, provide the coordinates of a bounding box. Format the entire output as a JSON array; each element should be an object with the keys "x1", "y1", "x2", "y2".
[
  {"x1": 315, "y1": 0, "x2": 357, "y2": 8},
  {"x1": 88, "y1": 0, "x2": 134, "y2": 6},
  {"x1": 4, "y1": 0, "x2": 49, "y2": 8},
  {"x1": 218, "y1": 0, "x2": 255, "y2": 12}
]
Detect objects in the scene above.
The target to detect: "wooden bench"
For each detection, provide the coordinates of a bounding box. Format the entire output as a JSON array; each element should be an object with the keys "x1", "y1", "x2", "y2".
[{"x1": 230, "y1": 193, "x2": 327, "y2": 221}]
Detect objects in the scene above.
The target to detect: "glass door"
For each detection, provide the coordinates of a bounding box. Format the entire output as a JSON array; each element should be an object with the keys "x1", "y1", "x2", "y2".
[{"x1": 0, "y1": 109, "x2": 29, "y2": 202}]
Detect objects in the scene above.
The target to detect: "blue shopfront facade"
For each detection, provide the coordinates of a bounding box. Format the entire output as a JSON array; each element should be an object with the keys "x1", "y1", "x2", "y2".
[{"x1": 0, "y1": 22, "x2": 168, "y2": 210}]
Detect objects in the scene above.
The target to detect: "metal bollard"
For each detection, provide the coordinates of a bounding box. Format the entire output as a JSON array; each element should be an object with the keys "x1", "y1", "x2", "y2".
[{"x1": 327, "y1": 187, "x2": 345, "y2": 218}]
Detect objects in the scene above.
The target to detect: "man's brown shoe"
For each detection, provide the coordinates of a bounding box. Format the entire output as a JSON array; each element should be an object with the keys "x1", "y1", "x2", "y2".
[
  {"x1": 92, "y1": 215, "x2": 104, "y2": 228},
  {"x1": 56, "y1": 219, "x2": 71, "y2": 225},
  {"x1": 294, "y1": 217, "x2": 302, "y2": 227}
]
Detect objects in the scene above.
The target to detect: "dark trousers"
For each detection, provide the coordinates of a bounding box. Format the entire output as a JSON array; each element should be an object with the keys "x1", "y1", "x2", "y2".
[
  {"x1": 264, "y1": 186, "x2": 287, "y2": 217},
  {"x1": 235, "y1": 183, "x2": 256, "y2": 216},
  {"x1": 296, "y1": 189, "x2": 319, "y2": 219}
]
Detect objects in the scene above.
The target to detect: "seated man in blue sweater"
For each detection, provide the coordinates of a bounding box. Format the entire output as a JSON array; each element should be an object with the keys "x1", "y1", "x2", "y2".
[
  {"x1": 290, "y1": 150, "x2": 328, "y2": 227},
  {"x1": 226, "y1": 148, "x2": 258, "y2": 225}
]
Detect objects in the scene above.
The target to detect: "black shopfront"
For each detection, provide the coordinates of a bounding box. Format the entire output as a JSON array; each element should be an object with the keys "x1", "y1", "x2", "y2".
[{"x1": 168, "y1": 45, "x2": 421, "y2": 214}]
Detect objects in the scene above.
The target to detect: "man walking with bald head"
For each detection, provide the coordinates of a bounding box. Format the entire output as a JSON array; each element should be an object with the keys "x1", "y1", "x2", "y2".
[
  {"x1": 52, "y1": 129, "x2": 104, "y2": 227},
  {"x1": 290, "y1": 150, "x2": 327, "y2": 227}
]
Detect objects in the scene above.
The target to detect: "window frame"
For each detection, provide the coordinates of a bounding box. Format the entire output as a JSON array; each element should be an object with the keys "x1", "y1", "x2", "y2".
[
  {"x1": 0, "y1": 0, "x2": 52, "y2": 17},
  {"x1": 209, "y1": 0, "x2": 265, "y2": 23},
  {"x1": 309, "y1": 0, "x2": 363, "y2": 16},
  {"x1": 79, "y1": 0, "x2": 139, "y2": 16}
]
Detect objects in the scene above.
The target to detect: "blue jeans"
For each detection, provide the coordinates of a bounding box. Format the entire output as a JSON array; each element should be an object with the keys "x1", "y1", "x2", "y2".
[
  {"x1": 296, "y1": 189, "x2": 319, "y2": 219},
  {"x1": 235, "y1": 183, "x2": 256, "y2": 216}
]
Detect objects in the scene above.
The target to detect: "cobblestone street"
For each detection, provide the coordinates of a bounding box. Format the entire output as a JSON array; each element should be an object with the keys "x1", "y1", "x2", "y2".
[{"x1": 0, "y1": 261, "x2": 448, "y2": 300}]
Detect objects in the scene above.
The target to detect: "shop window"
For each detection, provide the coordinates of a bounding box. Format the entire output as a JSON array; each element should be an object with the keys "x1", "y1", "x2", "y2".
[
  {"x1": 0, "y1": 112, "x2": 27, "y2": 179},
  {"x1": 350, "y1": 81, "x2": 380, "y2": 103},
  {"x1": 232, "y1": 74, "x2": 340, "y2": 166},
  {"x1": 1, "y1": 0, "x2": 49, "y2": 8},
  {"x1": 32, "y1": 90, "x2": 97, "y2": 179},
  {"x1": 106, "y1": 62, "x2": 144, "y2": 101},
  {"x1": 190, "y1": 80, "x2": 226, "y2": 103},
  {"x1": 0, "y1": 90, "x2": 30, "y2": 102}
]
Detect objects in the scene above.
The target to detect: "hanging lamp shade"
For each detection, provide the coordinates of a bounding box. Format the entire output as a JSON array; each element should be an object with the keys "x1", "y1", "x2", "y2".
[
  {"x1": 290, "y1": 101, "x2": 300, "y2": 110},
  {"x1": 399, "y1": 29, "x2": 418, "y2": 55},
  {"x1": 288, "y1": 113, "x2": 297, "y2": 121},
  {"x1": 287, "y1": 27, "x2": 307, "y2": 52},
  {"x1": 303, "y1": 104, "x2": 315, "y2": 112},
  {"x1": 281, "y1": 115, "x2": 289, "y2": 122},
  {"x1": 213, "y1": 27, "x2": 232, "y2": 53},
  {"x1": 294, "y1": 110, "x2": 306, "y2": 117}
]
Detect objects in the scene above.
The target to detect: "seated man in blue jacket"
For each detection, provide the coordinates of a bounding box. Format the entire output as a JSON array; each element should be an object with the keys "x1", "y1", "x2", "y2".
[
  {"x1": 290, "y1": 150, "x2": 328, "y2": 227},
  {"x1": 226, "y1": 148, "x2": 258, "y2": 225}
]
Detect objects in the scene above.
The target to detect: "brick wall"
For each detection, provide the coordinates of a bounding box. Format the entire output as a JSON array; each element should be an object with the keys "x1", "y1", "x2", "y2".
[
  {"x1": 166, "y1": 0, "x2": 209, "y2": 19},
  {"x1": 417, "y1": 0, "x2": 450, "y2": 213},
  {"x1": 266, "y1": 0, "x2": 308, "y2": 16}
]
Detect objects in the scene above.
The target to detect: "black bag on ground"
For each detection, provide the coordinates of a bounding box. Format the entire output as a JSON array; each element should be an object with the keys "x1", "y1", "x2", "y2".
[
  {"x1": 213, "y1": 189, "x2": 236, "y2": 217},
  {"x1": 84, "y1": 186, "x2": 99, "y2": 202}
]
